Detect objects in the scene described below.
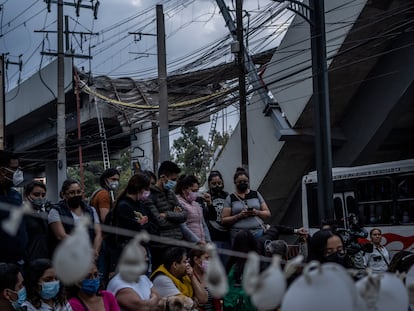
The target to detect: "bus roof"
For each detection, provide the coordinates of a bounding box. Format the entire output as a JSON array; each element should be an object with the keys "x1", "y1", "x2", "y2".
[{"x1": 303, "y1": 158, "x2": 414, "y2": 184}]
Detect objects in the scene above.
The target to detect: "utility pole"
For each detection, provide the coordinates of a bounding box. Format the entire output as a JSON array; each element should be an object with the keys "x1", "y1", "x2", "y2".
[
  {"x1": 309, "y1": 0, "x2": 334, "y2": 221},
  {"x1": 56, "y1": 0, "x2": 67, "y2": 189},
  {"x1": 156, "y1": 4, "x2": 169, "y2": 162},
  {"x1": 2, "y1": 55, "x2": 23, "y2": 150},
  {"x1": 236, "y1": 0, "x2": 248, "y2": 172},
  {"x1": 273, "y1": 0, "x2": 334, "y2": 221},
  {"x1": 217, "y1": 0, "x2": 290, "y2": 133},
  {"x1": 38, "y1": 0, "x2": 97, "y2": 191},
  {"x1": 0, "y1": 55, "x2": 4, "y2": 150}
]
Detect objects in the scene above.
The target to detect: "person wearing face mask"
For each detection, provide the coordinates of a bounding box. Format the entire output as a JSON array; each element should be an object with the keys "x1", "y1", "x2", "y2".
[
  {"x1": 105, "y1": 173, "x2": 154, "y2": 275},
  {"x1": 221, "y1": 167, "x2": 271, "y2": 244},
  {"x1": 23, "y1": 181, "x2": 51, "y2": 262},
  {"x1": 206, "y1": 171, "x2": 230, "y2": 263},
  {"x1": 21, "y1": 258, "x2": 72, "y2": 311},
  {"x1": 308, "y1": 229, "x2": 350, "y2": 268},
  {"x1": 89, "y1": 168, "x2": 120, "y2": 287},
  {"x1": 175, "y1": 175, "x2": 211, "y2": 244},
  {"x1": 68, "y1": 264, "x2": 119, "y2": 311},
  {"x1": 0, "y1": 262, "x2": 26, "y2": 311},
  {"x1": 188, "y1": 247, "x2": 221, "y2": 311},
  {"x1": 48, "y1": 179, "x2": 102, "y2": 262},
  {"x1": 0, "y1": 151, "x2": 28, "y2": 265},
  {"x1": 90, "y1": 168, "x2": 120, "y2": 224},
  {"x1": 144, "y1": 161, "x2": 187, "y2": 270}
]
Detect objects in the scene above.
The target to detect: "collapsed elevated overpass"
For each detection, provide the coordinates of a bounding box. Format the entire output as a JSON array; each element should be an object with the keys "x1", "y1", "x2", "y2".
[{"x1": 212, "y1": 0, "x2": 414, "y2": 226}]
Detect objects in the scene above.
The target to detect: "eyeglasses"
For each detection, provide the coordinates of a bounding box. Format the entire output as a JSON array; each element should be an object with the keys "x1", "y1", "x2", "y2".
[
  {"x1": 32, "y1": 192, "x2": 46, "y2": 198},
  {"x1": 66, "y1": 190, "x2": 83, "y2": 196}
]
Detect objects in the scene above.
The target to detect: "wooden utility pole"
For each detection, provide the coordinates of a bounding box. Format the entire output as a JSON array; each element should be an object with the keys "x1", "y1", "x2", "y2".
[{"x1": 156, "y1": 4, "x2": 170, "y2": 162}]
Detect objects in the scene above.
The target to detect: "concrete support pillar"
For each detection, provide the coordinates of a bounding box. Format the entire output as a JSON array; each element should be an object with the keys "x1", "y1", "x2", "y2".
[
  {"x1": 130, "y1": 122, "x2": 155, "y2": 174},
  {"x1": 46, "y1": 162, "x2": 60, "y2": 203}
]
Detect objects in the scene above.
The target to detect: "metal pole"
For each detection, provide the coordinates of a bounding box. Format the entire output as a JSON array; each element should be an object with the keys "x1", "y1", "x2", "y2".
[
  {"x1": 0, "y1": 55, "x2": 4, "y2": 150},
  {"x1": 236, "y1": 0, "x2": 249, "y2": 172},
  {"x1": 57, "y1": 0, "x2": 67, "y2": 187},
  {"x1": 309, "y1": 0, "x2": 333, "y2": 221},
  {"x1": 156, "y1": 4, "x2": 169, "y2": 162}
]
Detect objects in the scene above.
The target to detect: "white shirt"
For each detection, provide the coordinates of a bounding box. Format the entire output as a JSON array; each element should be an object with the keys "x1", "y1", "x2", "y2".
[
  {"x1": 107, "y1": 274, "x2": 153, "y2": 311},
  {"x1": 364, "y1": 245, "x2": 390, "y2": 273},
  {"x1": 152, "y1": 274, "x2": 181, "y2": 297},
  {"x1": 48, "y1": 206, "x2": 100, "y2": 225}
]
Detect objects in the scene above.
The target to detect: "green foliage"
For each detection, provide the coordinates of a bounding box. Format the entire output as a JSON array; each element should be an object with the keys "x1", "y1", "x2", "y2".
[
  {"x1": 67, "y1": 149, "x2": 133, "y2": 199},
  {"x1": 212, "y1": 130, "x2": 230, "y2": 152},
  {"x1": 172, "y1": 126, "x2": 208, "y2": 183}
]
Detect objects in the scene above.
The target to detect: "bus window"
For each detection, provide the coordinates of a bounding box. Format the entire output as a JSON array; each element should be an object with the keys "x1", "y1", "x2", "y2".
[
  {"x1": 333, "y1": 194, "x2": 346, "y2": 228},
  {"x1": 306, "y1": 184, "x2": 320, "y2": 227},
  {"x1": 397, "y1": 174, "x2": 414, "y2": 223},
  {"x1": 356, "y1": 178, "x2": 393, "y2": 225}
]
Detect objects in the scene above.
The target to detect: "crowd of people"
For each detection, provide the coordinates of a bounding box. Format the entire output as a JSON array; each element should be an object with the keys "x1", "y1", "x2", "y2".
[{"x1": 0, "y1": 150, "x2": 412, "y2": 311}]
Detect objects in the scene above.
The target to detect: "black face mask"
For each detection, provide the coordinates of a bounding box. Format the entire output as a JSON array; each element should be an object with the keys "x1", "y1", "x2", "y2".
[
  {"x1": 67, "y1": 195, "x2": 83, "y2": 208},
  {"x1": 324, "y1": 251, "x2": 347, "y2": 267},
  {"x1": 236, "y1": 182, "x2": 248, "y2": 192},
  {"x1": 211, "y1": 185, "x2": 224, "y2": 194}
]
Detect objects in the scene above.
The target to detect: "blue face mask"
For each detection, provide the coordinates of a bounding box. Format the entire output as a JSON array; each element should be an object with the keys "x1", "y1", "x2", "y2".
[
  {"x1": 164, "y1": 179, "x2": 176, "y2": 191},
  {"x1": 11, "y1": 287, "x2": 26, "y2": 310},
  {"x1": 81, "y1": 278, "x2": 100, "y2": 295},
  {"x1": 40, "y1": 280, "x2": 60, "y2": 300}
]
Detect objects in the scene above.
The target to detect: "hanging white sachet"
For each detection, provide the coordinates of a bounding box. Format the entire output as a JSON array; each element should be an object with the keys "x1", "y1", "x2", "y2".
[
  {"x1": 250, "y1": 255, "x2": 286, "y2": 311},
  {"x1": 117, "y1": 231, "x2": 150, "y2": 282},
  {"x1": 53, "y1": 216, "x2": 93, "y2": 285},
  {"x1": 205, "y1": 243, "x2": 228, "y2": 297}
]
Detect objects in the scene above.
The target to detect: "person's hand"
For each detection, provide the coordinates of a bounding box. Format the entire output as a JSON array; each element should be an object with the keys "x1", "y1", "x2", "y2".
[
  {"x1": 173, "y1": 206, "x2": 182, "y2": 212},
  {"x1": 202, "y1": 192, "x2": 212, "y2": 205},
  {"x1": 185, "y1": 262, "x2": 193, "y2": 277},
  {"x1": 160, "y1": 213, "x2": 166, "y2": 218},
  {"x1": 295, "y1": 227, "x2": 308, "y2": 235},
  {"x1": 168, "y1": 296, "x2": 194, "y2": 311}
]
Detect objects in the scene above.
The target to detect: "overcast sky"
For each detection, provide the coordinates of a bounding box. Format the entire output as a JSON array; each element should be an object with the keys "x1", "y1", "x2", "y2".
[
  {"x1": 1, "y1": 0, "x2": 289, "y2": 136},
  {"x1": 1, "y1": 0, "x2": 287, "y2": 84}
]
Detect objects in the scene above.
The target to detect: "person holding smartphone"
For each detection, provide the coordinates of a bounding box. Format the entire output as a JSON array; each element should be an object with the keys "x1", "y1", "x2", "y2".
[{"x1": 221, "y1": 167, "x2": 271, "y2": 244}]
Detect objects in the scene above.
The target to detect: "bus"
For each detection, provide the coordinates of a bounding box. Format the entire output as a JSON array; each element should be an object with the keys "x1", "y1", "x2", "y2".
[{"x1": 302, "y1": 159, "x2": 414, "y2": 254}]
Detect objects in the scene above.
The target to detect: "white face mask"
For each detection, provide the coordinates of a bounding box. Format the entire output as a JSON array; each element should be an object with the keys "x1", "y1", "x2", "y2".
[
  {"x1": 108, "y1": 180, "x2": 119, "y2": 190},
  {"x1": 13, "y1": 169, "x2": 24, "y2": 186}
]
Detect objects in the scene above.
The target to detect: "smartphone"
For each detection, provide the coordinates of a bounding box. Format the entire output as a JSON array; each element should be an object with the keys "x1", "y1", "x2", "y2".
[{"x1": 247, "y1": 207, "x2": 253, "y2": 211}]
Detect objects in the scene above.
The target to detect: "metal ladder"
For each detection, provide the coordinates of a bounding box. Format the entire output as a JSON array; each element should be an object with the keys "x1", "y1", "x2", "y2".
[
  {"x1": 201, "y1": 113, "x2": 218, "y2": 173},
  {"x1": 94, "y1": 97, "x2": 111, "y2": 170}
]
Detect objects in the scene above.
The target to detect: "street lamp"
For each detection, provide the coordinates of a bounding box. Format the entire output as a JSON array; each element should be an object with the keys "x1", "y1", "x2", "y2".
[{"x1": 274, "y1": 0, "x2": 334, "y2": 222}]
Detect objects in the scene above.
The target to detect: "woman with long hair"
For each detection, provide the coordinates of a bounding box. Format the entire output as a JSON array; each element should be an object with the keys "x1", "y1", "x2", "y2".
[
  {"x1": 175, "y1": 174, "x2": 211, "y2": 244},
  {"x1": 105, "y1": 173, "x2": 152, "y2": 275},
  {"x1": 307, "y1": 229, "x2": 348, "y2": 267},
  {"x1": 221, "y1": 168, "x2": 271, "y2": 243},
  {"x1": 67, "y1": 264, "x2": 119, "y2": 311},
  {"x1": 188, "y1": 246, "x2": 221, "y2": 311},
  {"x1": 223, "y1": 230, "x2": 258, "y2": 311},
  {"x1": 22, "y1": 258, "x2": 72, "y2": 311},
  {"x1": 48, "y1": 179, "x2": 102, "y2": 259}
]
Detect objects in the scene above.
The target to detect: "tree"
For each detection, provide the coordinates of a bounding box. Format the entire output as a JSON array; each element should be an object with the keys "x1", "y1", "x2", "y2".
[
  {"x1": 172, "y1": 126, "x2": 208, "y2": 182},
  {"x1": 67, "y1": 149, "x2": 133, "y2": 198},
  {"x1": 212, "y1": 130, "x2": 230, "y2": 152}
]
